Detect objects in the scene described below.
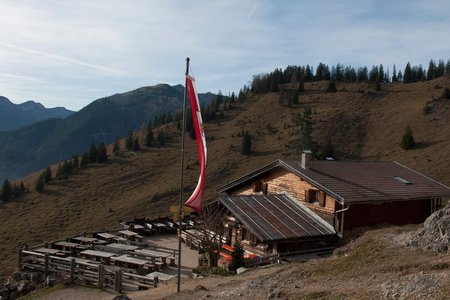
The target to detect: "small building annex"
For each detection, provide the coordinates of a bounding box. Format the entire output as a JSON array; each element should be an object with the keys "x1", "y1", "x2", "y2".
[{"x1": 216, "y1": 151, "x2": 450, "y2": 256}]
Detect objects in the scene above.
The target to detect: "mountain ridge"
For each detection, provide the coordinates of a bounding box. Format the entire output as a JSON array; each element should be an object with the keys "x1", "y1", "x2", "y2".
[
  {"x1": 0, "y1": 84, "x2": 216, "y2": 181},
  {"x1": 0, "y1": 96, "x2": 73, "y2": 131}
]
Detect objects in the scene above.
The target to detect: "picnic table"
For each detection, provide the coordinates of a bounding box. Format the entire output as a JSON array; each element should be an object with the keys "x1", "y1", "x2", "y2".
[
  {"x1": 146, "y1": 271, "x2": 175, "y2": 282},
  {"x1": 111, "y1": 255, "x2": 154, "y2": 275},
  {"x1": 104, "y1": 243, "x2": 139, "y2": 252},
  {"x1": 79, "y1": 249, "x2": 116, "y2": 264},
  {"x1": 132, "y1": 248, "x2": 175, "y2": 266}
]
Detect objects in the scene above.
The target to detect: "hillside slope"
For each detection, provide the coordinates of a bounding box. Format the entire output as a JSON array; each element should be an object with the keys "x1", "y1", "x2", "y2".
[
  {"x1": 0, "y1": 84, "x2": 215, "y2": 181},
  {"x1": 0, "y1": 78, "x2": 450, "y2": 282},
  {"x1": 0, "y1": 96, "x2": 73, "y2": 131}
]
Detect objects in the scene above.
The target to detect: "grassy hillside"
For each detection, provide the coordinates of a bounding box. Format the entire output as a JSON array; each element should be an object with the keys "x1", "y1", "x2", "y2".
[{"x1": 1, "y1": 78, "x2": 450, "y2": 281}]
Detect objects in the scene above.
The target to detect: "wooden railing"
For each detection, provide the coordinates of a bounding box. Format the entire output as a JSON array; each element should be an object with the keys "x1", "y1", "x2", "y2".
[
  {"x1": 19, "y1": 250, "x2": 159, "y2": 292},
  {"x1": 244, "y1": 254, "x2": 280, "y2": 268}
]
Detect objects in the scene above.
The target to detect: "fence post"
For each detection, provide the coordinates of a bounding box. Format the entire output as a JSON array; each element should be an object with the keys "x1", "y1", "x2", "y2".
[
  {"x1": 153, "y1": 276, "x2": 158, "y2": 288},
  {"x1": 18, "y1": 249, "x2": 22, "y2": 270},
  {"x1": 44, "y1": 254, "x2": 49, "y2": 276},
  {"x1": 70, "y1": 259, "x2": 75, "y2": 284},
  {"x1": 97, "y1": 265, "x2": 104, "y2": 289},
  {"x1": 114, "y1": 270, "x2": 122, "y2": 293}
]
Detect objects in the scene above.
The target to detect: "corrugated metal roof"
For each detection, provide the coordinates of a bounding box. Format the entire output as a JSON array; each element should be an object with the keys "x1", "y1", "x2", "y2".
[
  {"x1": 218, "y1": 159, "x2": 450, "y2": 204},
  {"x1": 219, "y1": 193, "x2": 335, "y2": 242}
]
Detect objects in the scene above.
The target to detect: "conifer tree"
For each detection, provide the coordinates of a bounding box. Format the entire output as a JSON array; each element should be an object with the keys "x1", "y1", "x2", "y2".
[
  {"x1": 35, "y1": 175, "x2": 45, "y2": 193},
  {"x1": 80, "y1": 152, "x2": 89, "y2": 167},
  {"x1": 286, "y1": 107, "x2": 317, "y2": 157},
  {"x1": 125, "y1": 131, "x2": 133, "y2": 150},
  {"x1": 392, "y1": 65, "x2": 398, "y2": 82},
  {"x1": 72, "y1": 155, "x2": 79, "y2": 168},
  {"x1": 403, "y1": 63, "x2": 412, "y2": 83},
  {"x1": 89, "y1": 143, "x2": 98, "y2": 163},
  {"x1": 133, "y1": 138, "x2": 140, "y2": 151},
  {"x1": 298, "y1": 74, "x2": 305, "y2": 92},
  {"x1": 145, "y1": 121, "x2": 153, "y2": 147},
  {"x1": 97, "y1": 142, "x2": 107, "y2": 163},
  {"x1": 44, "y1": 166, "x2": 52, "y2": 184},
  {"x1": 157, "y1": 129, "x2": 166, "y2": 146},
  {"x1": 241, "y1": 131, "x2": 252, "y2": 155},
  {"x1": 321, "y1": 137, "x2": 335, "y2": 159},
  {"x1": 1, "y1": 179, "x2": 12, "y2": 201},
  {"x1": 374, "y1": 77, "x2": 381, "y2": 91},
  {"x1": 401, "y1": 126, "x2": 416, "y2": 150},
  {"x1": 327, "y1": 80, "x2": 337, "y2": 92},
  {"x1": 441, "y1": 87, "x2": 450, "y2": 99},
  {"x1": 113, "y1": 140, "x2": 120, "y2": 155}
]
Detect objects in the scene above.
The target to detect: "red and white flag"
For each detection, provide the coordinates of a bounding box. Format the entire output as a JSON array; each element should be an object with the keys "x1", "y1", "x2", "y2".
[{"x1": 184, "y1": 75, "x2": 207, "y2": 212}]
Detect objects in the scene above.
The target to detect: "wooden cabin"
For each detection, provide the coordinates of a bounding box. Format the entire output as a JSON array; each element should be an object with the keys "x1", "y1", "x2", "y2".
[{"x1": 217, "y1": 151, "x2": 450, "y2": 252}]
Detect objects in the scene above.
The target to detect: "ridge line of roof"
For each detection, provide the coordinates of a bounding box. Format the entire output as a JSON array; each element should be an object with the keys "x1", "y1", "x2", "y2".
[{"x1": 393, "y1": 161, "x2": 450, "y2": 191}]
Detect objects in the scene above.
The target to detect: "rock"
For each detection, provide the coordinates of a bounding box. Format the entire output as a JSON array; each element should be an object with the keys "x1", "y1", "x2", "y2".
[
  {"x1": 5, "y1": 278, "x2": 17, "y2": 292},
  {"x1": 236, "y1": 267, "x2": 247, "y2": 275},
  {"x1": 194, "y1": 285, "x2": 208, "y2": 291},
  {"x1": 9, "y1": 291, "x2": 18, "y2": 300},
  {"x1": 0, "y1": 288, "x2": 10, "y2": 300},
  {"x1": 17, "y1": 280, "x2": 35, "y2": 294}
]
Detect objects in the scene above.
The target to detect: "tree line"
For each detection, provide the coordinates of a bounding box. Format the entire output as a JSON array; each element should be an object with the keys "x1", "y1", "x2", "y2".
[{"x1": 249, "y1": 59, "x2": 450, "y2": 94}]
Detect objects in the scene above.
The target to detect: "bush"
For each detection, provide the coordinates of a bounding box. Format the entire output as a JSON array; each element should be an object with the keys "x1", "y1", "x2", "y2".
[{"x1": 401, "y1": 126, "x2": 416, "y2": 150}]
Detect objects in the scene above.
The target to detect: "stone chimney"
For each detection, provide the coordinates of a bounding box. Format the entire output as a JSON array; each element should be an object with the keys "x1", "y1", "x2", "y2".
[{"x1": 301, "y1": 150, "x2": 312, "y2": 169}]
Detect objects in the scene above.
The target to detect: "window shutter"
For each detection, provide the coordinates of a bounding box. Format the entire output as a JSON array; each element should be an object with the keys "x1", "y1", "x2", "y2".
[{"x1": 319, "y1": 192, "x2": 326, "y2": 207}]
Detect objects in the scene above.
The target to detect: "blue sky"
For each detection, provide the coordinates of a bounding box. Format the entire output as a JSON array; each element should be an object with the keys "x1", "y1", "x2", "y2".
[{"x1": 0, "y1": 0, "x2": 449, "y2": 111}]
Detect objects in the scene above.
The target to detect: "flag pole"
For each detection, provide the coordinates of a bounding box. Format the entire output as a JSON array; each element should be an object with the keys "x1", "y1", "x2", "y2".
[{"x1": 177, "y1": 57, "x2": 190, "y2": 293}]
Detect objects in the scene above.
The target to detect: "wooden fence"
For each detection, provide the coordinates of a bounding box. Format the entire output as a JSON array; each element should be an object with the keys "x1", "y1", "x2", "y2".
[{"x1": 19, "y1": 250, "x2": 159, "y2": 292}]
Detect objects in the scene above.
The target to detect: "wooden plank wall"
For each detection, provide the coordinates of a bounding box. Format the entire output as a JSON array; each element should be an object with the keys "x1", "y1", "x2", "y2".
[{"x1": 231, "y1": 169, "x2": 337, "y2": 214}]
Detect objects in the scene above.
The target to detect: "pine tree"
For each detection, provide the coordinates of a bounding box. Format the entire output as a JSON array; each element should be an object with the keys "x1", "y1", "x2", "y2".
[
  {"x1": 392, "y1": 65, "x2": 398, "y2": 82},
  {"x1": 241, "y1": 131, "x2": 252, "y2": 155},
  {"x1": 44, "y1": 166, "x2": 52, "y2": 184},
  {"x1": 133, "y1": 138, "x2": 140, "y2": 151},
  {"x1": 113, "y1": 140, "x2": 120, "y2": 155},
  {"x1": 321, "y1": 137, "x2": 335, "y2": 159},
  {"x1": 145, "y1": 120, "x2": 153, "y2": 147},
  {"x1": 374, "y1": 77, "x2": 381, "y2": 91},
  {"x1": 427, "y1": 59, "x2": 436, "y2": 80},
  {"x1": 125, "y1": 131, "x2": 133, "y2": 150},
  {"x1": 401, "y1": 126, "x2": 416, "y2": 150},
  {"x1": 439, "y1": 87, "x2": 450, "y2": 99},
  {"x1": 35, "y1": 175, "x2": 45, "y2": 193},
  {"x1": 298, "y1": 74, "x2": 305, "y2": 92},
  {"x1": 327, "y1": 80, "x2": 337, "y2": 92},
  {"x1": 89, "y1": 143, "x2": 97, "y2": 163},
  {"x1": 97, "y1": 143, "x2": 108, "y2": 163},
  {"x1": 157, "y1": 129, "x2": 166, "y2": 146},
  {"x1": 286, "y1": 107, "x2": 317, "y2": 157},
  {"x1": 72, "y1": 155, "x2": 80, "y2": 168},
  {"x1": 80, "y1": 152, "x2": 90, "y2": 167},
  {"x1": 403, "y1": 63, "x2": 412, "y2": 83},
  {"x1": 1, "y1": 179, "x2": 13, "y2": 201}
]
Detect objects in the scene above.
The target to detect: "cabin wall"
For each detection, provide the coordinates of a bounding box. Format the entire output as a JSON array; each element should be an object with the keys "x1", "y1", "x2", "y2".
[
  {"x1": 230, "y1": 168, "x2": 337, "y2": 215},
  {"x1": 344, "y1": 199, "x2": 432, "y2": 229}
]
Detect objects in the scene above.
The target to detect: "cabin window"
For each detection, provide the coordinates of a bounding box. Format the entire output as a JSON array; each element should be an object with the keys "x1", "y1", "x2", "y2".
[
  {"x1": 318, "y1": 191, "x2": 326, "y2": 207},
  {"x1": 305, "y1": 189, "x2": 326, "y2": 206}
]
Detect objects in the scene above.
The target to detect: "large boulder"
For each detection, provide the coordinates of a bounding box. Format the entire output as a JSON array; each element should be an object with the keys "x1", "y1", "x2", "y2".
[{"x1": 407, "y1": 202, "x2": 450, "y2": 252}]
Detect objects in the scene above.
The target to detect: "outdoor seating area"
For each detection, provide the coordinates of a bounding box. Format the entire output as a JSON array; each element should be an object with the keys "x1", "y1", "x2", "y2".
[{"x1": 19, "y1": 223, "x2": 183, "y2": 292}]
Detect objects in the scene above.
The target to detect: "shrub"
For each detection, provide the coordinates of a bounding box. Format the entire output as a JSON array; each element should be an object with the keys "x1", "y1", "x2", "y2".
[{"x1": 400, "y1": 126, "x2": 416, "y2": 150}]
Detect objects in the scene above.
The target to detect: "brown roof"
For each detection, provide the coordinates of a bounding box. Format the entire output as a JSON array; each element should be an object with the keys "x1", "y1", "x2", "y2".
[
  {"x1": 219, "y1": 193, "x2": 335, "y2": 242},
  {"x1": 218, "y1": 160, "x2": 450, "y2": 204}
]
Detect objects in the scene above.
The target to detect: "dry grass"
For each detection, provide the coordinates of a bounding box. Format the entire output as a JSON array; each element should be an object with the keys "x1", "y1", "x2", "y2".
[{"x1": 1, "y1": 78, "x2": 450, "y2": 284}]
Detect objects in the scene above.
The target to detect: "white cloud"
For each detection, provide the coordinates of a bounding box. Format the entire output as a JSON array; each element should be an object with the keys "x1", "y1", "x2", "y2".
[{"x1": 0, "y1": 0, "x2": 449, "y2": 110}]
